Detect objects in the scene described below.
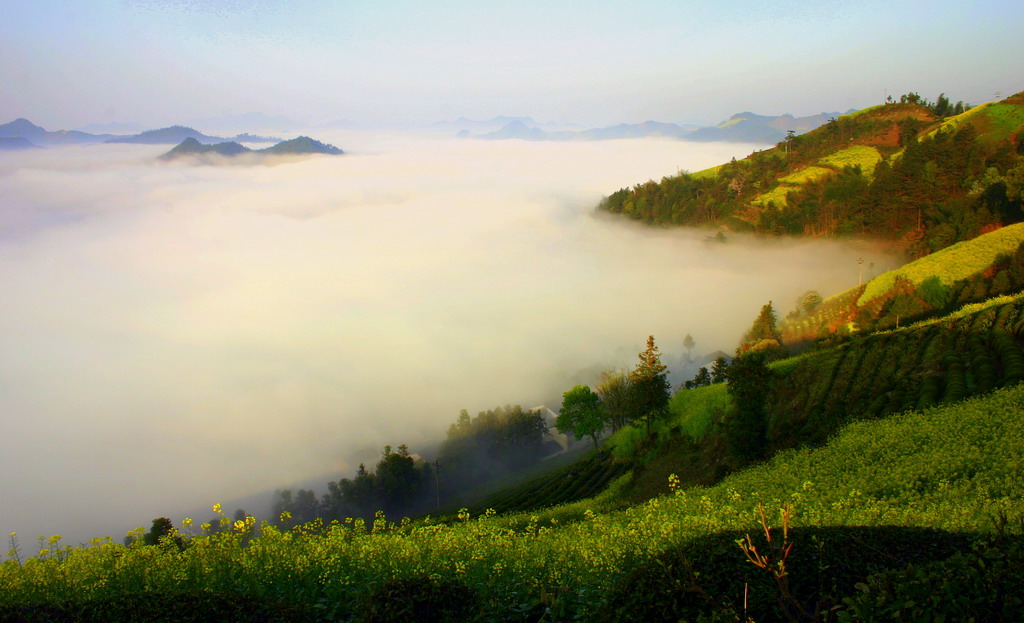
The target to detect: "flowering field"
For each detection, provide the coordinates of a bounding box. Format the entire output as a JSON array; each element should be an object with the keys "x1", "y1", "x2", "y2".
[
  {"x1": 4, "y1": 384, "x2": 1023, "y2": 621},
  {"x1": 817, "y1": 144, "x2": 882, "y2": 177}
]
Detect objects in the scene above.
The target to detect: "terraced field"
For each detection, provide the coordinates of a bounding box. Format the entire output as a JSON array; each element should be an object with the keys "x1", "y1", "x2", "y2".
[
  {"x1": 768, "y1": 293, "x2": 1024, "y2": 447},
  {"x1": 858, "y1": 222, "x2": 1024, "y2": 304},
  {"x1": 462, "y1": 449, "x2": 630, "y2": 516}
]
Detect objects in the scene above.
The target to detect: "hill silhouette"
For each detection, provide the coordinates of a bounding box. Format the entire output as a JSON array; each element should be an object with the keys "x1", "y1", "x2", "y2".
[
  {"x1": 467, "y1": 111, "x2": 843, "y2": 142},
  {"x1": 159, "y1": 135, "x2": 343, "y2": 161},
  {"x1": 0, "y1": 136, "x2": 42, "y2": 150},
  {"x1": 158, "y1": 137, "x2": 250, "y2": 160},
  {"x1": 260, "y1": 136, "x2": 343, "y2": 155},
  {"x1": 0, "y1": 118, "x2": 116, "y2": 145},
  {"x1": 107, "y1": 125, "x2": 226, "y2": 144}
]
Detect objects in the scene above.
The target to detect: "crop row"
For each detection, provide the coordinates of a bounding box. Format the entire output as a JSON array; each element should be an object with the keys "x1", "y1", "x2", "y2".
[
  {"x1": 462, "y1": 450, "x2": 629, "y2": 516},
  {"x1": 767, "y1": 297, "x2": 1024, "y2": 448}
]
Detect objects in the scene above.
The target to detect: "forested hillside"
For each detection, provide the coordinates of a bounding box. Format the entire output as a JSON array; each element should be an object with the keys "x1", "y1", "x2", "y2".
[{"x1": 601, "y1": 92, "x2": 1024, "y2": 257}]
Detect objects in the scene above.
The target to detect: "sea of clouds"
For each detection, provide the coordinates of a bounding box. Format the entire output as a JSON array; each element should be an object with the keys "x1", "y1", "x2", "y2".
[{"x1": 0, "y1": 133, "x2": 898, "y2": 545}]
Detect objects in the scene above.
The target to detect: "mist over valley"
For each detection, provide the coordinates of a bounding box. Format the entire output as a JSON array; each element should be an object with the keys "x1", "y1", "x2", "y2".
[{"x1": 1, "y1": 133, "x2": 899, "y2": 545}]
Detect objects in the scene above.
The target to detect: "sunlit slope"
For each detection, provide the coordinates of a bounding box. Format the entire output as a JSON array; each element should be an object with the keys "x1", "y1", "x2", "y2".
[
  {"x1": 927, "y1": 96, "x2": 1024, "y2": 146},
  {"x1": 600, "y1": 90, "x2": 1024, "y2": 255},
  {"x1": 751, "y1": 146, "x2": 882, "y2": 207},
  {"x1": 780, "y1": 222, "x2": 1024, "y2": 341},
  {"x1": 858, "y1": 222, "x2": 1024, "y2": 304},
  {"x1": 3, "y1": 385, "x2": 1023, "y2": 620}
]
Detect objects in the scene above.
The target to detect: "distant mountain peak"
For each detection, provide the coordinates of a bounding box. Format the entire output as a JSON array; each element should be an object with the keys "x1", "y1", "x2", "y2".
[
  {"x1": 262, "y1": 136, "x2": 343, "y2": 155},
  {"x1": 0, "y1": 118, "x2": 47, "y2": 136}
]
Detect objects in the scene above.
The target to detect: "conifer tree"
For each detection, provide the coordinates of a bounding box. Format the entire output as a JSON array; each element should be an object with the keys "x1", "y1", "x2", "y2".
[
  {"x1": 726, "y1": 351, "x2": 775, "y2": 460},
  {"x1": 630, "y1": 336, "x2": 671, "y2": 436},
  {"x1": 743, "y1": 301, "x2": 782, "y2": 345}
]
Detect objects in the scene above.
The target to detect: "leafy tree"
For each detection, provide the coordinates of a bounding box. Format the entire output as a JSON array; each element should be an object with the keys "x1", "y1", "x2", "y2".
[
  {"x1": 596, "y1": 369, "x2": 635, "y2": 432},
  {"x1": 918, "y1": 275, "x2": 951, "y2": 310},
  {"x1": 1005, "y1": 162, "x2": 1024, "y2": 203},
  {"x1": 556, "y1": 385, "x2": 607, "y2": 448},
  {"x1": 683, "y1": 334, "x2": 696, "y2": 362},
  {"x1": 630, "y1": 336, "x2": 671, "y2": 436},
  {"x1": 271, "y1": 489, "x2": 294, "y2": 525},
  {"x1": 800, "y1": 290, "x2": 823, "y2": 315},
  {"x1": 143, "y1": 517, "x2": 184, "y2": 550},
  {"x1": 293, "y1": 489, "x2": 319, "y2": 523},
  {"x1": 726, "y1": 351, "x2": 775, "y2": 460},
  {"x1": 886, "y1": 293, "x2": 919, "y2": 329},
  {"x1": 437, "y1": 404, "x2": 548, "y2": 495},
  {"x1": 375, "y1": 444, "x2": 425, "y2": 516}
]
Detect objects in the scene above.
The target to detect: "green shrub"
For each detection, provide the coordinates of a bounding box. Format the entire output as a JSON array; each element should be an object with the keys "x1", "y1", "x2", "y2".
[
  {"x1": 668, "y1": 383, "x2": 729, "y2": 441},
  {"x1": 837, "y1": 535, "x2": 1024, "y2": 622},
  {"x1": 942, "y1": 354, "x2": 968, "y2": 403},
  {"x1": 354, "y1": 576, "x2": 479, "y2": 623},
  {"x1": 595, "y1": 526, "x2": 972, "y2": 622},
  {"x1": 992, "y1": 329, "x2": 1024, "y2": 387}
]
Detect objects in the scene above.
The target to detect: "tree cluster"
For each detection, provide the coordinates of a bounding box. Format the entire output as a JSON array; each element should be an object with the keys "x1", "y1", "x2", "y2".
[
  {"x1": 555, "y1": 336, "x2": 672, "y2": 444},
  {"x1": 437, "y1": 405, "x2": 549, "y2": 496},
  {"x1": 600, "y1": 97, "x2": 1023, "y2": 257},
  {"x1": 683, "y1": 357, "x2": 729, "y2": 389},
  {"x1": 897, "y1": 92, "x2": 971, "y2": 117},
  {"x1": 274, "y1": 444, "x2": 434, "y2": 526}
]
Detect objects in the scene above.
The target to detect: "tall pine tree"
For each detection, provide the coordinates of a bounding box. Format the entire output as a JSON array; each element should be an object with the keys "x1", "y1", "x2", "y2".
[{"x1": 630, "y1": 336, "x2": 671, "y2": 436}]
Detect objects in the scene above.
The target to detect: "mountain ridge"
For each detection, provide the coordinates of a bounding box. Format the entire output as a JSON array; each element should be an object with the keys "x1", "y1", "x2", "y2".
[
  {"x1": 159, "y1": 135, "x2": 343, "y2": 161},
  {"x1": 466, "y1": 111, "x2": 850, "y2": 143},
  {"x1": 0, "y1": 118, "x2": 282, "y2": 147}
]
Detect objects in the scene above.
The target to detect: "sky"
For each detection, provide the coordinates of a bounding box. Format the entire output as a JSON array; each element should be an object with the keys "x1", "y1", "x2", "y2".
[{"x1": 1, "y1": 0, "x2": 1021, "y2": 130}]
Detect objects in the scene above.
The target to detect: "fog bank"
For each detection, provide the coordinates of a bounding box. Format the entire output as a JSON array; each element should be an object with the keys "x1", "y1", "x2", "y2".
[{"x1": 0, "y1": 134, "x2": 897, "y2": 546}]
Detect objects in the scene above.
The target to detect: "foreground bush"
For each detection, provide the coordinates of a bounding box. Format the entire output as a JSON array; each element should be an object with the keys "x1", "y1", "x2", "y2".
[{"x1": 596, "y1": 525, "x2": 974, "y2": 622}]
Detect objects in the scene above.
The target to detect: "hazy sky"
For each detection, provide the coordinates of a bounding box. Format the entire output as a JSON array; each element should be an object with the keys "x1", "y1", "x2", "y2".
[{"x1": 2, "y1": 0, "x2": 1020, "y2": 129}]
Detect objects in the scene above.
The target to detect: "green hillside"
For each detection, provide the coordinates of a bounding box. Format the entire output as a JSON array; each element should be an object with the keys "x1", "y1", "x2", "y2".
[
  {"x1": 600, "y1": 91, "x2": 1024, "y2": 257},
  {"x1": 858, "y1": 222, "x2": 1024, "y2": 304},
  {"x1": 779, "y1": 223, "x2": 1024, "y2": 343}
]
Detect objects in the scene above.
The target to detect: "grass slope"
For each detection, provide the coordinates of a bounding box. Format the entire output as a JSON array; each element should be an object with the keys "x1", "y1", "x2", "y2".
[
  {"x1": 858, "y1": 222, "x2": 1024, "y2": 304},
  {"x1": 929, "y1": 101, "x2": 1024, "y2": 145}
]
